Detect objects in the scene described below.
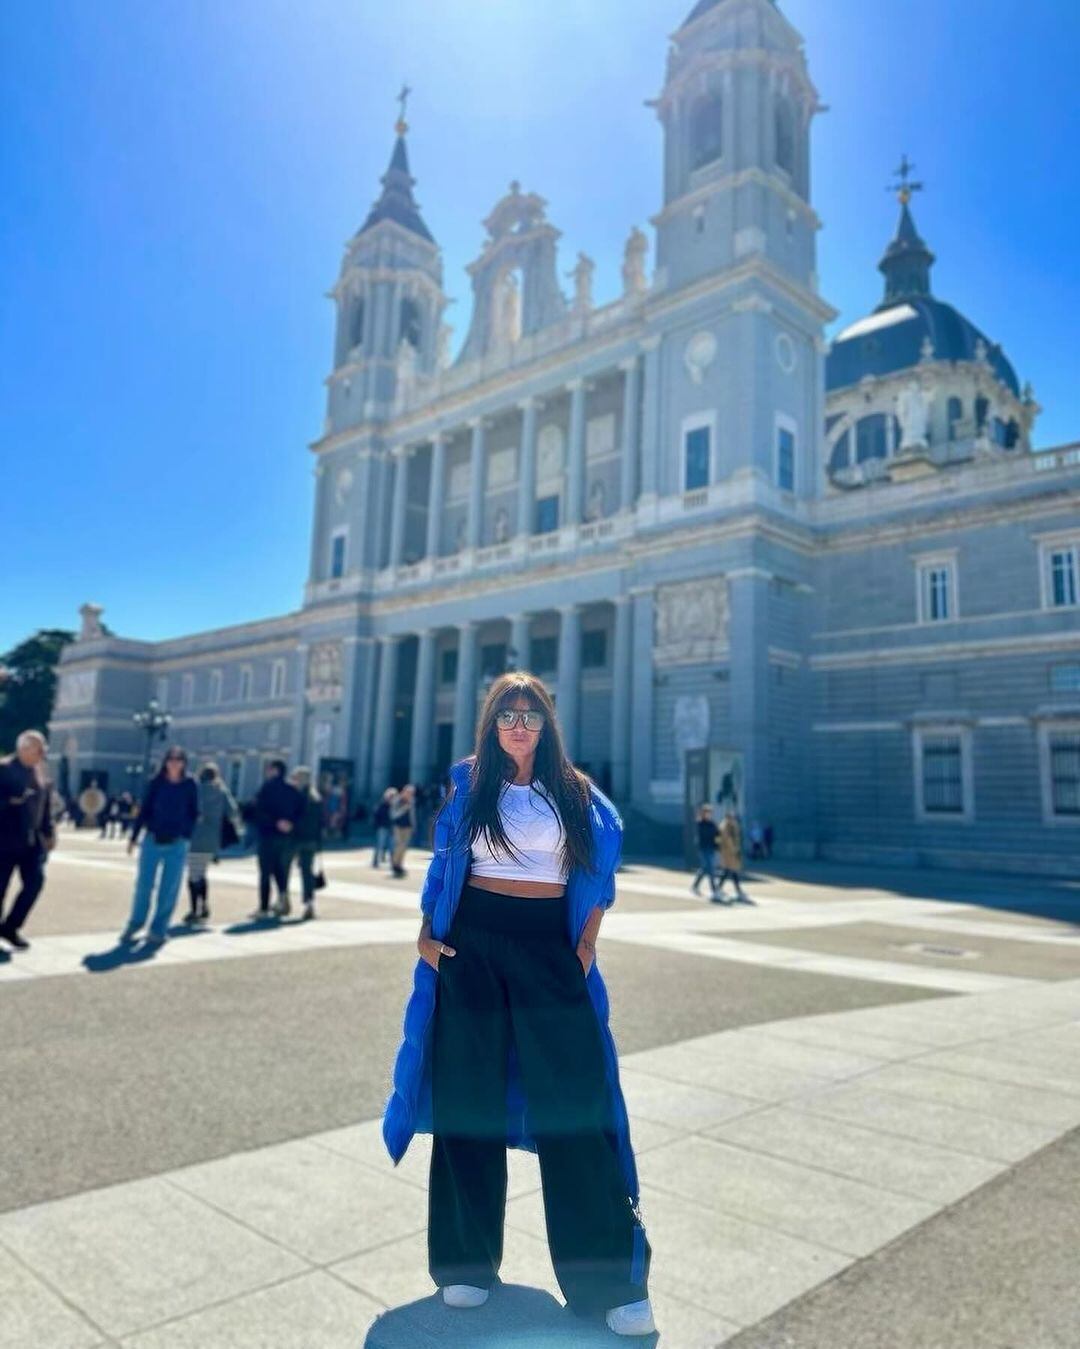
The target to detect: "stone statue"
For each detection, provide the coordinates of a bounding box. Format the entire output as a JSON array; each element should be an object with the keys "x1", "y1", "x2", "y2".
[
  {"x1": 436, "y1": 324, "x2": 453, "y2": 371},
  {"x1": 570, "y1": 253, "x2": 595, "y2": 313},
  {"x1": 622, "y1": 227, "x2": 648, "y2": 296},
  {"x1": 896, "y1": 380, "x2": 931, "y2": 450},
  {"x1": 495, "y1": 270, "x2": 522, "y2": 346},
  {"x1": 78, "y1": 603, "x2": 106, "y2": 641},
  {"x1": 494, "y1": 507, "x2": 510, "y2": 544},
  {"x1": 586, "y1": 479, "x2": 606, "y2": 522}
]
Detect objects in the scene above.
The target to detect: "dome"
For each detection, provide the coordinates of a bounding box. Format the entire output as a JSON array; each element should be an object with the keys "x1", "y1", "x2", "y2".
[
  {"x1": 827, "y1": 297, "x2": 1019, "y2": 396},
  {"x1": 826, "y1": 197, "x2": 1019, "y2": 397}
]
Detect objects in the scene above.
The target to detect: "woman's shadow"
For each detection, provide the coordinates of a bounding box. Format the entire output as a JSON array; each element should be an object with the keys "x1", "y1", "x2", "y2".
[{"x1": 364, "y1": 1283, "x2": 658, "y2": 1346}]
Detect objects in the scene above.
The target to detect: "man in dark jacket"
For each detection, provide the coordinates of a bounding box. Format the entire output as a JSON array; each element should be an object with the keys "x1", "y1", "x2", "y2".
[
  {"x1": 0, "y1": 730, "x2": 55, "y2": 950},
  {"x1": 120, "y1": 746, "x2": 199, "y2": 948},
  {"x1": 251, "y1": 759, "x2": 303, "y2": 918}
]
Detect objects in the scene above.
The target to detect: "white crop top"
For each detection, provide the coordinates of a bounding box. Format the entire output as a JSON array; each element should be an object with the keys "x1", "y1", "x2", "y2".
[{"x1": 469, "y1": 781, "x2": 569, "y2": 885}]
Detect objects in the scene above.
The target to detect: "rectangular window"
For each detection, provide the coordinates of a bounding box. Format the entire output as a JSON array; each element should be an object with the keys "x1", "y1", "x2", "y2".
[
  {"x1": 239, "y1": 667, "x2": 253, "y2": 702},
  {"x1": 209, "y1": 670, "x2": 223, "y2": 705},
  {"x1": 917, "y1": 557, "x2": 956, "y2": 624},
  {"x1": 1049, "y1": 547, "x2": 1079, "y2": 608},
  {"x1": 536, "y1": 494, "x2": 559, "y2": 534},
  {"x1": 531, "y1": 636, "x2": 558, "y2": 673},
  {"x1": 228, "y1": 759, "x2": 243, "y2": 799},
  {"x1": 777, "y1": 426, "x2": 796, "y2": 492},
  {"x1": 155, "y1": 676, "x2": 169, "y2": 707},
  {"x1": 440, "y1": 649, "x2": 458, "y2": 685},
  {"x1": 330, "y1": 531, "x2": 347, "y2": 580},
  {"x1": 684, "y1": 425, "x2": 711, "y2": 491},
  {"x1": 1050, "y1": 664, "x2": 1080, "y2": 695},
  {"x1": 920, "y1": 734, "x2": 965, "y2": 815},
  {"x1": 180, "y1": 674, "x2": 194, "y2": 708},
  {"x1": 1049, "y1": 732, "x2": 1080, "y2": 817},
  {"x1": 480, "y1": 642, "x2": 507, "y2": 678},
  {"x1": 270, "y1": 660, "x2": 286, "y2": 700},
  {"x1": 582, "y1": 629, "x2": 608, "y2": 669}
]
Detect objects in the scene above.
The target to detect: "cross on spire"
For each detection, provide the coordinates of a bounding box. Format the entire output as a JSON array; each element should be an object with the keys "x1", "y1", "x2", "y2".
[
  {"x1": 395, "y1": 83, "x2": 412, "y2": 136},
  {"x1": 887, "y1": 154, "x2": 924, "y2": 206}
]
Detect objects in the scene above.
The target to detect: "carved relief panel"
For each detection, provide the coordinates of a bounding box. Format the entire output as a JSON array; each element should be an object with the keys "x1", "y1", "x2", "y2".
[{"x1": 655, "y1": 577, "x2": 729, "y2": 665}]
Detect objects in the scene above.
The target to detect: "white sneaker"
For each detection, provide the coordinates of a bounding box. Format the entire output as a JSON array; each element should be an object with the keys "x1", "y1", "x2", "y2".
[
  {"x1": 442, "y1": 1284, "x2": 490, "y2": 1309},
  {"x1": 605, "y1": 1298, "x2": 656, "y2": 1336}
]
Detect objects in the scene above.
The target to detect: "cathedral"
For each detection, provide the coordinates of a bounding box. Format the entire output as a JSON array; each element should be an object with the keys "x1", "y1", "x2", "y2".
[{"x1": 52, "y1": 0, "x2": 1080, "y2": 875}]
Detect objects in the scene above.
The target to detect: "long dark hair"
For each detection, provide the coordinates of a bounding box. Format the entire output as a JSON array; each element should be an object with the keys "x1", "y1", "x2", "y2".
[{"x1": 455, "y1": 672, "x2": 596, "y2": 876}]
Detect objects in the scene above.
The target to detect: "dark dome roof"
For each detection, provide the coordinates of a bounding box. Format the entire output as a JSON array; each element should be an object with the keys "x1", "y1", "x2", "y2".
[
  {"x1": 827, "y1": 297, "x2": 1020, "y2": 396},
  {"x1": 827, "y1": 198, "x2": 1019, "y2": 396}
]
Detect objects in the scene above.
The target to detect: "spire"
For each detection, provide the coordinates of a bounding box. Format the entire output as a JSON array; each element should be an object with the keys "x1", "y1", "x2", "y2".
[
  {"x1": 877, "y1": 155, "x2": 935, "y2": 309},
  {"x1": 358, "y1": 87, "x2": 435, "y2": 244}
]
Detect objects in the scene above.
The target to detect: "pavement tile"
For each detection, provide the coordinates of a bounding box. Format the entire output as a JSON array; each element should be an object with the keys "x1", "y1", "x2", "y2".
[
  {"x1": 738, "y1": 1020, "x2": 930, "y2": 1062},
  {"x1": 911, "y1": 1046, "x2": 1080, "y2": 1099},
  {"x1": 622, "y1": 1044, "x2": 843, "y2": 1104},
  {"x1": 166, "y1": 1138, "x2": 427, "y2": 1264},
  {"x1": 0, "y1": 1177, "x2": 305, "y2": 1340},
  {"x1": 649, "y1": 1287, "x2": 739, "y2": 1348},
  {"x1": 618, "y1": 1068, "x2": 764, "y2": 1130},
  {"x1": 638, "y1": 1135, "x2": 934, "y2": 1257},
  {"x1": 120, "y1": 1269, "x2": 384, "y2": 1347},
  {"x1": 863, "y1": 1062, "x2": 1080, "y2": 1130},
  {"x1": 642, "y1": 1029, "x2": 886, "y2": 1082},
  {"x1": 796, "y1": 1083, "x2": 1060, "y2": 1162},
  {"x1": 704, "y1": 1104, "x2": 1005, "y2": 1205},
  {"x1": 0, "y1": 1253, "x2": 105, "y2": 1348}
]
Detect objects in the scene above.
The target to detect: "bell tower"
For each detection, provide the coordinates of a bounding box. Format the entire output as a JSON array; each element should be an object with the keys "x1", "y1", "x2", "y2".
[{"x1": 653, "y1": 0, "x2": 820, "y2": 294}]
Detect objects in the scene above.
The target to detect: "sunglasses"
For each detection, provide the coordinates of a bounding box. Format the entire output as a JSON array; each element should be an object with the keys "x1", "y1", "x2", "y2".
[{"x1": 496, "y1": 709, "x2": 546, "y2": 732}]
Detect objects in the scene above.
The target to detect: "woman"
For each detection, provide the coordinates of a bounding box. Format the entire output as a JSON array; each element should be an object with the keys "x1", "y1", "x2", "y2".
[
  {"x1": 691, "y1": 802, "x2": 721, "y2": 901},
  {"x1": 389, "y1": 783, "x2": 417, "y2": 878},
  {"x1": 718, "y1": 807, "x2": 749, "y2": 902},
  {"x1": 383, "y1": 673, "x2": 654, "y2": 1337},
  {"x1": 183, "y1": 763, "x2": 239, "y2": 924},
  {"x1": 288, "y1": 766, "x2": 323, "y2": 921},
  {"x1": 122, "y1": 747, "x2": 198, "y2": 948},
  {"x1": 371, "y1": 787, "x2": 395, "y2": 868}
]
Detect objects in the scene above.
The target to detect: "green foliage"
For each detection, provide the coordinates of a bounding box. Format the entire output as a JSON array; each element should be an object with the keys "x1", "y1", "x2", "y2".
[{"x1": 0, "y1": 628, "x2": 75, "y2": 753}]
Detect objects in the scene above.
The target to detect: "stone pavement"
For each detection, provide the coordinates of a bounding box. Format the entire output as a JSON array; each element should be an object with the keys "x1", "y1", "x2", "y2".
[{"x1": 3, "y1": 971, "x2": 1080, "y2": 1347}]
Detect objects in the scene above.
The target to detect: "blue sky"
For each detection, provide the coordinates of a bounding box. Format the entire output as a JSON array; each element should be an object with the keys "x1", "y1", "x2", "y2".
[{"x1": 2, "y1": 0, "x2": 1077, "y2": 652}]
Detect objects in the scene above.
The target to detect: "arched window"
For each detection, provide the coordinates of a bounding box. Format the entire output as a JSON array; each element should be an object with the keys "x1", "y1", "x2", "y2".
[
  {"x1": 829, "y1": 429, "x2": 852, "y2": 474},
  {"x1": 690, "y1": 94, "x2": 724, "y2": 170},
  {"x1": 400, "y1": 297, "x2": 422, "y2": 350},
  {"x1": 855, "y1": 414, "x2": 889, "y2": 463},
  {"x1": 349, "y1": 299, "x2": 365, "y2": 351},
  {"x1": 775, "y1": 97, "x2": 796, "y2": 175},
  {"x1": 947, "y1": 396, "x2": 963, "y2": 440}
]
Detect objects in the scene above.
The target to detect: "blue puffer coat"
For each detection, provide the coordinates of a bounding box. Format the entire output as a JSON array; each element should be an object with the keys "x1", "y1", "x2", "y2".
[{"x1": 381, "y1": 757, "x2": 640, "y2": 1209}]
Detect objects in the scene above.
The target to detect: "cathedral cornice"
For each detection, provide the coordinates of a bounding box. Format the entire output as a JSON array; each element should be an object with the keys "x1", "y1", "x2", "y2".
[{"x1": 651, "y1": 166, "x2": 819, "y2": 231}]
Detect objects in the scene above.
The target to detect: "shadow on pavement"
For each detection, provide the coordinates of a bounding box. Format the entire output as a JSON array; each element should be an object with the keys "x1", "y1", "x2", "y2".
[
  {"x1": 221, "y1": 915, "x2": 310, "y2": 936},
  {"x1": 364, "y1": 1284, "x2": 657, "y2": 1347},
  {"x1": 81, "y1": 924, "x2": 208, "y2": 973}
]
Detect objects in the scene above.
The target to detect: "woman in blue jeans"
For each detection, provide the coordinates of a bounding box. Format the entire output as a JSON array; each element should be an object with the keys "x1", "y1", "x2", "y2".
[{"x1": 121, "y1": 747, "x2": 199, "y2": 949}]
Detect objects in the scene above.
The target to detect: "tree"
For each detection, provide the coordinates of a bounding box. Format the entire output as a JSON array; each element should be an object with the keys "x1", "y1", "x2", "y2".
[{"x1": 0, "y1": 629, "x2": 75, "y2": 752}]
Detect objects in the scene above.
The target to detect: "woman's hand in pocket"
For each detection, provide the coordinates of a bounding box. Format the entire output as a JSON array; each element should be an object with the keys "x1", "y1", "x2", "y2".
[{"x1": 419, "y1": 933, "x2": 456, "y2": 972}]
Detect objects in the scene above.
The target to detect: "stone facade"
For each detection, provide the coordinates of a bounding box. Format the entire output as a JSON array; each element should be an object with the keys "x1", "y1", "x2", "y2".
[{"x1": 51, "y1": 0, "x2": 1080, "y2": 873}]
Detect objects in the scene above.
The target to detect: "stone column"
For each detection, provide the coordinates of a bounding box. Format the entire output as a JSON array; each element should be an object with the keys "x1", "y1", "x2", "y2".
[
  {"x1": 389, "y1": 446, "x2": 409, "y2": 567},
  {"x1": 451, "y1": 622, "x2": 479, "y2": 761},
  {"x1": 425, "y1": 433, "x2": 446, "y2": 560},
  {"x1": 355, "y1": 637, "x2": 377, "y2": 797},
  {"x1": 370, "y1": 634, "x2": 399, "y2": 792},
  {"x1": 638, "y1": 338, "x2": 662, "y2": 500},
  {"x1": 610, "y1": 596, "x2": 632, "y2": 799},
  {"x1": 308, "y1": 463, "x2": 326, "y2": 581},
  {"x1": 509, "y1": 613, "x2": 531, "y2": 672},
  {"x1": 565, "y1": 380, "x2": 587, "y2": 526},
  {"x1": 630, "y1": 588, "x2": 655, "y2": 807},
  {"x1": 619, "y1": 357, "x2": 640, "y2": 512},
  {"x1": 728, "y1": 573, "x2": 769, "y2": 825},
  {"x1": 291, "y1": 642, "x2": 309, "y2": 767},
  {"x1": 409, "y1": 629, "x2": 437, "y2": 785},
  {"x1": 516, "y1": 397, "x2": 538, "y2": 539},
  {"x1": 339, "y1": 635, "x2": 360, "y2": 762},
  {"x1": 556, "y1": 603, "x2": 582, "y2": 757},
  {"x1": 466, "y1": 418, "x2": 486, "y2": 551}
]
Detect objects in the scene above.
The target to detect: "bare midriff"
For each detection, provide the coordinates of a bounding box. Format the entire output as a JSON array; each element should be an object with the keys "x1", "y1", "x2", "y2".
[{"x1": 467, "y1": 873, "x2": 566, "y2": 899}]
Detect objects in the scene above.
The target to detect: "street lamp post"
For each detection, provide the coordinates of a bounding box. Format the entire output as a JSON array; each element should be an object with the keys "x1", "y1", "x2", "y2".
[{"x1": 132, "y1": 698, "x2": 172, "y2": 780}]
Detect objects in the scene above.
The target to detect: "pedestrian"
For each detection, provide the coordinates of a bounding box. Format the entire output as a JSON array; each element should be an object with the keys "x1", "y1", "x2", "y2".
[
  {"x1": 288, "y1": 766, "x2": 323, "y2": 921},
  {"x1": 0, "y1": 730, "x2": 56, "y2": 951},
  {"x1": 183, "y1": 763, "x2": 239, "y2": 924},
  {"x1": 717, "y1": 808, "x2": 749, "y2": 902},
  {"x1": 120, "y1": 747, "x2": 199, "y2": 948},
  {"x1": 748, "y1": 819, "x2": 765, "y2": 860},
  {"x1": 250, "y1": 759, "x2": 302, "y2": 919},
  {"x1": 763, "y1": 822, "x2": 774, "y2": 860},
  {"x1": 390, "y1": 783, "x2": 417, "y2": 878},
  {"x1": 371, "y1": 787, "x2": 394, "y2": 868},
  {"x1": 690, "y1": 803, "x2": 720, "y2": 900},
  {"x1": 383, "y1": 672, "x2": 654, "y2": 1337}
]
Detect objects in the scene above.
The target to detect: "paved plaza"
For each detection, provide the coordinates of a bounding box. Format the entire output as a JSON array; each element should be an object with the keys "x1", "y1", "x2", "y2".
[{"x1": 2, "y1": 831, "x2": 1079, "y2": 1347}]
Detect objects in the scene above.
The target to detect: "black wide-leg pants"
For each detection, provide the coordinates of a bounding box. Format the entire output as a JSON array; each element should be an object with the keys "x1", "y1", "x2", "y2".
[{"x1": 428, "y1": 883, "x2": 650, "y2": 1315}]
